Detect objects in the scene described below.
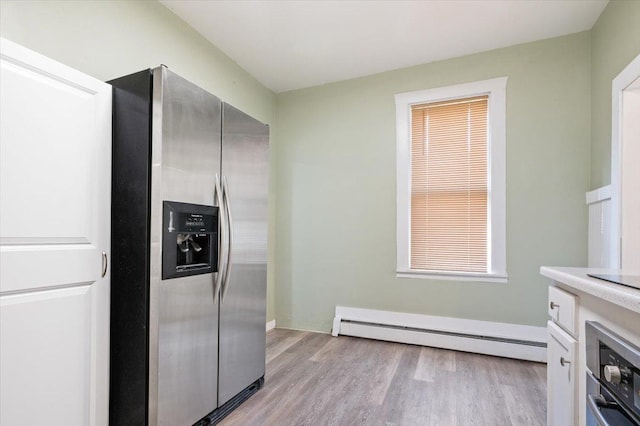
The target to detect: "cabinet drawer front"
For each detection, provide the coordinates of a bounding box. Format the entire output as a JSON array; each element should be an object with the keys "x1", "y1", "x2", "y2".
[{"x1": 548, "y1": 286, "x2": 577, "y2": 337}]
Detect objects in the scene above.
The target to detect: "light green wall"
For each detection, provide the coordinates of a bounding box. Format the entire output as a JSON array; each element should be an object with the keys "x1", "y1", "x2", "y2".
[
  {"x1": 275, "y1": 33, "x2": 591, "y2": 331},
  {"x1": 0, "y1": 0, "x2": 278, "y2": 322},
  {"x1": 590, "y1": 0, "x2": 640, "y2": 189},
  {"x1": 5, "y1": 0, "x2": 635, "y2": 333}
]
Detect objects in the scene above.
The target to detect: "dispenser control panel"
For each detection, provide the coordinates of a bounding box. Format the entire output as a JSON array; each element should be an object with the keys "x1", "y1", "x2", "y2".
[{"x1": 162, "y1": 201, "x2": 218, "y2": 280}]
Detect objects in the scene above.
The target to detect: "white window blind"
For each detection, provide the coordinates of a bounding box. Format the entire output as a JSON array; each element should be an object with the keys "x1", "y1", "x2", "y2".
[{"x1": 410, "y1": 95, "x2": 488, "y2": 273}]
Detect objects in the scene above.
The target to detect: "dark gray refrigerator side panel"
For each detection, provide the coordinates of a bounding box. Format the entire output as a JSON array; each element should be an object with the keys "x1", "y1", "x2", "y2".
[
  {"x1": 109, "y1": 69, "x2": 153, "y2": 426},
  {"x1": 152, "y1": 68, "x2": 222, "y2": 426},
  {"x1": 218, "y1": 103, "x2": 269, "y2": 406}
]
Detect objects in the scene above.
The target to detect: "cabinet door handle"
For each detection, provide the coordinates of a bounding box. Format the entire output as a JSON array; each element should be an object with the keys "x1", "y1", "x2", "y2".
[
  {"x1": 550, "y1": 301, "x2": 559, "y2": 309},
  {"x1": 101, "y1": 252, "x2": 108, "y2": 278},
  {"x1": 560, "y1": 357, "x2": 571, "y2": 367}
]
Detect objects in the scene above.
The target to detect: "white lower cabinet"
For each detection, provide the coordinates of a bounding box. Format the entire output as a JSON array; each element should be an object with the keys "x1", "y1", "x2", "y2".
[
  {"x1": 547, "y1": 320, "x2": 577, "y2": 426},
  {"x1": 542, "y1": 268, "x2": 640, "y2": 426},
  {"x1": 548, "y1": 285, "x2": 578, "y2": 336}
]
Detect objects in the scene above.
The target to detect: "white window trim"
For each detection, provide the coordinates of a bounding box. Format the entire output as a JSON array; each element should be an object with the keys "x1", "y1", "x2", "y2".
[{"x1": 395, "y1": 77, "x2": 508, "y2": 283}]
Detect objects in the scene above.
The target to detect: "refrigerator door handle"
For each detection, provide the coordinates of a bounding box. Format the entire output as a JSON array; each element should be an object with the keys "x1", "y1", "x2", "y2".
[
  {"x1": 214, "y1": 174, "x2": 226, "y2": 304},
  {"x1": 221, "y1": 175, "x2": 234, "y2": 303}
]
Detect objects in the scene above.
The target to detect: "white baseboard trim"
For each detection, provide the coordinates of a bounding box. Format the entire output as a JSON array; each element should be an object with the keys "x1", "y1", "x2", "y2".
[
  {"x1": 332, "y1": 306, "x2": 547, "y2": 363},
  {"x1": 266, "y1": 319, "x2": 276, "y2": 332}
]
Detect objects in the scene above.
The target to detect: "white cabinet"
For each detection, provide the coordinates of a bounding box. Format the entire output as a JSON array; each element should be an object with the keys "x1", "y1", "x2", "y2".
[
  {"x1": 548, "y1": 285, "x2": 578, "y2": 336},
  {"x1": 0, "y1": 38, "x2": 111, "y2": 425},
  {"x1": 547, "y1": 321, "x2": 576, "y2": 426},
  {"x1": 541, "y1": 267, "x2": 640, "y2": 426},
  {"x1": 547, "y1": 285, "x2": 578, "y2": 426}
]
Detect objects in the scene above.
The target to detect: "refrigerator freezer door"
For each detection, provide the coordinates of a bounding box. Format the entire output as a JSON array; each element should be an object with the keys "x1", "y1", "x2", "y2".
[
  {"x1": 218, "y1": 103, "x2": 269, "y2": 405},
  {"x1": 150, "y1": 68, "x2": 222, "y2": 425}
]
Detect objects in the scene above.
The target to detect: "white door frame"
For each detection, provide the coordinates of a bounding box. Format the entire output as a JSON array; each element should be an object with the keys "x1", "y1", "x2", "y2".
[{"x1": 610, "y1": 53, "x2": 640, "y2": 268}]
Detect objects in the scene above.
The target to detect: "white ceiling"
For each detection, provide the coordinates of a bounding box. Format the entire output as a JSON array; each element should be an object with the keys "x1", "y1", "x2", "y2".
[{"x1": 160, "y1": 0, "x2": 608, "y2": 93}]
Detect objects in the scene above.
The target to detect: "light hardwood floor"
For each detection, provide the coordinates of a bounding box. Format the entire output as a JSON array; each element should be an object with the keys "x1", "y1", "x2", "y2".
[{"x1": 220, "y1": 328, "x2": 547, "y2": 426}]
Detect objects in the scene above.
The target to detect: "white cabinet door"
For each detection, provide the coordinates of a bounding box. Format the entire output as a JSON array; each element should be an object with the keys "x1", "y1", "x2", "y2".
[
  {"x1": 0, "y1": 38, "x2": 111, "y2": 426},
  {"x1": 547, "y1": 321, "x2": 577, "y2": 426}
]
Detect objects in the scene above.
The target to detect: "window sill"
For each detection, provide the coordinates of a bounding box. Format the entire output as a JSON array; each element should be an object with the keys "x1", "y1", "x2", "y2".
[{"x1": 396, "y1": 269, "x2": 508, "y2": 284}]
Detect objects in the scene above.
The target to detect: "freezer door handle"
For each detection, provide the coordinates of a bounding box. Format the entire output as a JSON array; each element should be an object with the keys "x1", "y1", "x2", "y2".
[
  {"x1": 221, "y1": 175, "x2": 234, "y2": 303},
  {"x1": 214, "y1": 174, "x2": 226, "y2": 304}
]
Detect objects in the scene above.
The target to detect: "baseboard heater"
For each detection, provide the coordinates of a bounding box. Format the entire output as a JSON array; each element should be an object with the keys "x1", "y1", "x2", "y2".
[{"x1": 331, "y1": 306, "x2": 547, "y2": 363}]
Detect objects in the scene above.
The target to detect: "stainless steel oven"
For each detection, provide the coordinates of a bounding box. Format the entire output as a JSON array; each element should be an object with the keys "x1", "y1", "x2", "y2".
[{"x1": 586, "y1": 322, "x2": 640, "y2": 426}]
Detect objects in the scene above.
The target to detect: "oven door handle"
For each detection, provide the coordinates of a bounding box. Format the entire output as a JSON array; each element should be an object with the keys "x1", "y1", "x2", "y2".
[
  {"x1": 587, "y1": 393, "x2": 631, "y2": 426},
  {"x1": 588, "y1": 394, "x2": 610, "y2": 426}
]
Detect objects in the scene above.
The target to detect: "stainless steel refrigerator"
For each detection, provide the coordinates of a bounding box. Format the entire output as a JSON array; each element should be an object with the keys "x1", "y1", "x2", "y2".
[{"x1": 109, "y1": 66, "x2": 269, "y2": 425}]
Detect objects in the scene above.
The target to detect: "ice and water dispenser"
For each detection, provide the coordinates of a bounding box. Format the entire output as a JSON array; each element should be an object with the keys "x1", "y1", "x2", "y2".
[{"x1": 162, "y1": 201, "x2": 218, "y2": 279}]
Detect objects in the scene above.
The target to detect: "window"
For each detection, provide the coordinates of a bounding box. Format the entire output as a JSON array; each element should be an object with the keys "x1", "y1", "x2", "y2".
[{"x1": 395, "y1": 78, "x2": 507, "y2": 282}]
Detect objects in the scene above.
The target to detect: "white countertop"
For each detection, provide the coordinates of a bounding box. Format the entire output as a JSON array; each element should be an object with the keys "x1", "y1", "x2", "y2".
[{"x1": 540, "y1": 266, "x2": 640, "y2": 314}]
